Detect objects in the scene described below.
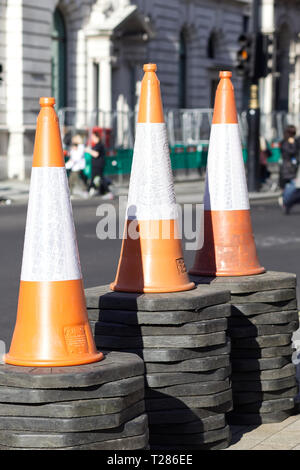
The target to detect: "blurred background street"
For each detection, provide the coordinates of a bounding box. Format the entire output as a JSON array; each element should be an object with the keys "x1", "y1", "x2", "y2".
[{"x1": 0, "y1": 0, "x2": 299, "y2": 189}]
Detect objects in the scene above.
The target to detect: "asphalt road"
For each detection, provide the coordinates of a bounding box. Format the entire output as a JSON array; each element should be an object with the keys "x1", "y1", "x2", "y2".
[{"x1": 1, "y1": 197, "x2": 300, "y2": 348}]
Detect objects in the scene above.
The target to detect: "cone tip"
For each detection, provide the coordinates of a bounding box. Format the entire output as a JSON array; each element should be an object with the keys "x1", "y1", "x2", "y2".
[
  {"x1": 143, "y1": 63, "x2": 157, "y2": 72},
  {"x1": 40, "y1": 97, "x2": 56, "y2": 107},
  {"x1": 219, "y1": 71, "x2": 232, "y2": 79}
]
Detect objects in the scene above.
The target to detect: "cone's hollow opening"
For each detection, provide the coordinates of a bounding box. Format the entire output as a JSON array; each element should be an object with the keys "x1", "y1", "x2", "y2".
[
  {"x1": 40, "y1": 97, "x2": 56, "y2": 107},
  {"x1": 144, "y1": 64, "x2": 157, "y2": 72},
  {"x1": 219, "y1": 71, "x2": 232, "y2": 79}
]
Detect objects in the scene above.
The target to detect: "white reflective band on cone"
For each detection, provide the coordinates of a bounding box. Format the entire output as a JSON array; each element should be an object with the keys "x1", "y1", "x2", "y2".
[
  {"x1": 204, "y1": 123, "x2": 250, "y2": 211},
  {"x1": 126, "y1": 123, "x2": 178, "y2": 221},
  {"x1": 21, "y1": 167, "x2": 82, "y2": 282}
]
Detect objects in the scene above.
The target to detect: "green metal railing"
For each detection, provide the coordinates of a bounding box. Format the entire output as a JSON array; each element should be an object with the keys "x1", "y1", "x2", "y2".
[
  {"x1": 98, "y1": 145, "x2": 209, "y2": 179},
  {"x1": 78, "y1": 145, "x2": 282, "y2": 180},
  {"x1": 93, "y1": 144, "x2": 280, "y2": 179}
]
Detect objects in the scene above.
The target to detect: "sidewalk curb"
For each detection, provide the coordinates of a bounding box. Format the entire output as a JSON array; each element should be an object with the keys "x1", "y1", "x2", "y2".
[
  {"x1": 0, "y1": 180, "x2": 281, "y2": 205},
  {"x1": 249, "y1": 191, "x2": 281, "y2": 203}
]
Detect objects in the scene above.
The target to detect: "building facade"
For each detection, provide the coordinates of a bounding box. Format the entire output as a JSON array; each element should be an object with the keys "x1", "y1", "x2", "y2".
[{"x1": 0, "y1": 0, "x2": 300, "y2": 180}]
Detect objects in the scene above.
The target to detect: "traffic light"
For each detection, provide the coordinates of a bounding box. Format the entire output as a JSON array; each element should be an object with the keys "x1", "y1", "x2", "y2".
[
  {"x1": 0, "y1": 64, "x2": 3, "y2": 86},
  {"x1": 236, "y1": 33, "x2": 275, "y2": 80},
  {"x1": 255, "y1": 33, "x2": 274, "y2": 78},
  {"x1": 236, "y1": 34, "x2": 254, "y2": 78}
]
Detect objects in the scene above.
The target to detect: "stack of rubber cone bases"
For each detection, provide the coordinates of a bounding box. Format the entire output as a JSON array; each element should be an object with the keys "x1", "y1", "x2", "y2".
[
  {"x1": 196, "y1": 272, "x2": 299, "y2": 424},
  {"x1": 0, "y1": 352, "x2": 148, "y2": 450},
  {"x1": 189, "y1": 71, "x2": 264, "y2": 277},
  {"x1": 111, "y1": 64, "x2": 194, "y2": 293},
  {"x1": 85, "y1": 284, "x2": 233, "y2": 450},
  {"x1": 5, "y1": 97, "x2": 103, "y2": 367}
]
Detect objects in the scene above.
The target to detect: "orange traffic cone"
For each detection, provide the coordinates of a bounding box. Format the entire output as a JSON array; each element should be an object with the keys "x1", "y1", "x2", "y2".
[
  {"x1": 111, "y1": 64, "x2": 194, "y2": 293},
  {"x1": 5, "y1": 98, "x2": 103, "y2": 367},
  {"x1": 189, "y1": 71, "x2": 265, "y2": 277}
]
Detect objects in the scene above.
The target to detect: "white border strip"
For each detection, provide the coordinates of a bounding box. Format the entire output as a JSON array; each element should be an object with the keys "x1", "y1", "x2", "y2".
[
  {"x1": 127, "y1": 123, "x2": 178, "y2": 220},
  {"x1": 21, "y1": 167, "x2": 82, "y2": 282},
  {"x1": 204, "y1": 123, "x2": 250, "y2": 211}
]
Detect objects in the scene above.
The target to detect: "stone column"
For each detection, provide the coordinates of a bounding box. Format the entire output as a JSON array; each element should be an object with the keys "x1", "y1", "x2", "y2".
[
  {"x1": 293, "y1": 42, "x2": 300, "y2": 120},
  {"x1": 5, "y1": 0, "x2": 24, "y2": 180},
  {"x1": 76, "y1": 29, "x2": 88, "y2": 129},
  {"x1": 86, "y1": 57, "x2": 96, "y2": 124},
  {"x1": 259, "y1": 0, "x2": 275, "y2": 116},
  {"x1": 86, "y1": 34, "x2": 113, "y2": 128},
  {"x1": 99, "y1": 57, "x2": 112, "y2": 128}
]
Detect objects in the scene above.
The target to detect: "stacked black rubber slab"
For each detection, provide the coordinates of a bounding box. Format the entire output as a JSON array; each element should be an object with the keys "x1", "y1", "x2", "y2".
[
  {"x1": 0, "y1": 352, "x2": 148, "y2": 450},
  {"x1": 192, "y1": 271, "x2": 299, "y2": 424},
  {"x1": 85, "y1": 284, "x2": 233, "y2": 450}
]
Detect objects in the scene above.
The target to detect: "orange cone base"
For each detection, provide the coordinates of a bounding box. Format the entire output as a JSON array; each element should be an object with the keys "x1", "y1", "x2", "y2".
[
  {"x1": 189, "y1": 210, "x2": 265, "y2": 277},
  {"x1": 5, "y1": 280, "x2": 104, "y2": 367},
  {"x1": 111, "y1": 219, "x2": 195, "y2": 293},
  {"x1": 110, "y1": 281, "x2": 195, "y2": 294},
  {"x1": 4, "y1": 352, "x2": 104, "y2": 368},
  {"x1": 189, "y1": 266, "x2": 265, "y2": 277}
]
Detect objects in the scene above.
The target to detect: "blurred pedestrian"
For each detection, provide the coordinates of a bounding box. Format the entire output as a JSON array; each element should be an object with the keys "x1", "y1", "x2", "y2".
[
  {"x1": 259, "y1": 136, "x2": 271, "y2": 185},
  {"x1": 63, "y1": 128, "x2": 73, "y2": 151},
  {"x1": 85, "y1": 131, "x2": 113, "y2": 199},
  {"x1": 279, "y1": 125, "x2": 300, "y2": 188},
  {"x1": 65, "y1": 134, "x2": 88, "y2": 198},
  {"x1": 278, "y1": 125, "x2": 300, "y2": 213},
  {"x1": 281, "y1": 161, "x2": 300, "y2": 214}
]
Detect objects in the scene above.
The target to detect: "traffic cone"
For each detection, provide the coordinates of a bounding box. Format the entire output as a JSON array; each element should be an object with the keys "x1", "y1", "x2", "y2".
[
  {"x1": 111, "y1": 64, "x2": 194, "y2": 293},
  {"x1": 5, "y1": 97, "x2": 103, "y2": 367},
  {"x1": 189, "y1": 71, "x2": 265, "y2": 277}
]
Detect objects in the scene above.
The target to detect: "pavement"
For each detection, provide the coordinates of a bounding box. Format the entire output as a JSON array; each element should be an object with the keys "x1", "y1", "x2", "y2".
[
  {"x1": 0, "y1": 180, "x2": 30, "y2": 204},
  {"x1": 0, "y1": 178, "x2": 281, "y2": 205},
  {"x1": 228, "y1": 414, "x2": 300, "y2": 450}
]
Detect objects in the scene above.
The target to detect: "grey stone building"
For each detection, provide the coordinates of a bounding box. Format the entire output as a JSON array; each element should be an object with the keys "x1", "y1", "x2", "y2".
[{"x1": 0, "y1": 0, "x2": 300, "y2": 180}]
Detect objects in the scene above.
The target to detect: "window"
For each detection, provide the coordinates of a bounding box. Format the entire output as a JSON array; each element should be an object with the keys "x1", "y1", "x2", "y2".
[
  {"x1": 243, "y1": 15, "x2": 249, "y2": 34},
  {"x1": 179, "y1": 30, "x2": 187, "y2": 108},
  {"x1": 207, "y1": 31, "x2": 217, "y2": 59},
  {"x1": 210, "y1": 79, "x2": 218, "y2": 107},
  {"x1": 130, "y1": 65, "x2": 136, "y2": 110},
  {"x1": 51, "y1": 8, "x2": 67, "y2": 110}
]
